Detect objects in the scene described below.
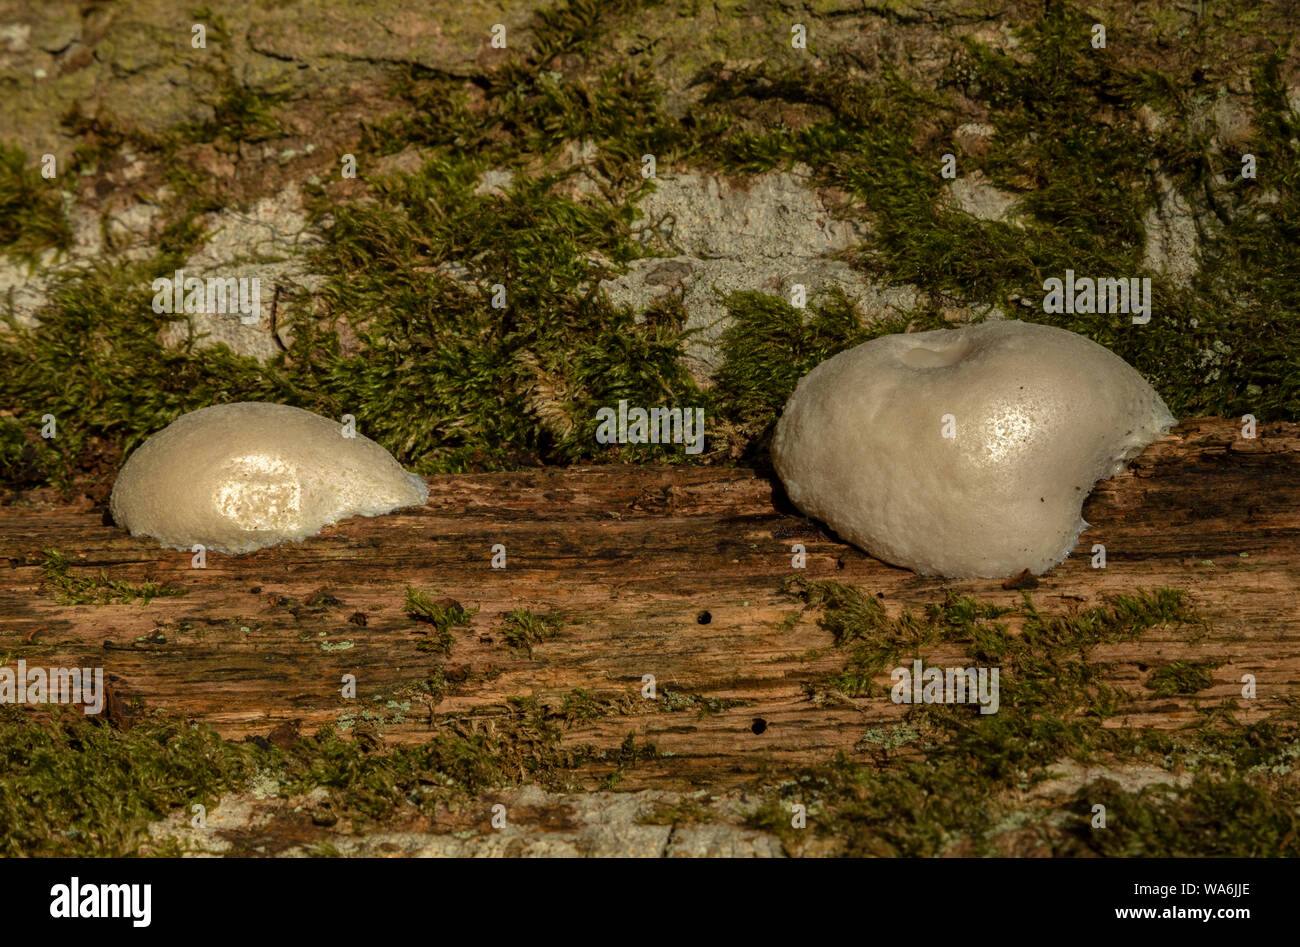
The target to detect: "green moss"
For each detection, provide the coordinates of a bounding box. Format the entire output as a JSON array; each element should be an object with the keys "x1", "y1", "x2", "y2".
[
  {"x1": 0, "y1": 257, "x2": 298, "y2": 483},
  {"x1": 164, "y1": 8, "x2": 286, "y2": 147},
  {"x1": 785, "y1": 581, "x2": 1016, "y2": 699},
  {"x1": 500, "y1": 608, "x2": 563, "y2": 658},
  {"x1": 925, "y1": 595, "x2": 1014, "y2": 632},
  {"x1": 374, "y1": 0, "x2": 686, "y2": 184},
  {"x1": 549, "y1": 688, "x2": 636, "y2": 723},
  {"x1": 782, "y1": 578, "x2": 889, "y2": 646},
  {"x1": 702, "y1": 8, "x2": 1300, "y2": 422},
  {"x1": 8, "y1": 1, "x2": 1295, "y2": 494},
  {"x1": 404, "y1": 588, "x2": 477, "y2": 656},
  {"x1": 762, "y1": 580, "x2": 1289, "y2": 855},
  {"x1": 282, "y1": 703, "x2": 590, "y2": 822},
  {"x1": 558, "y1": 688, "x2": 601, "y2": 721},
  {"x1": 711, "y1": 288, "x2": 959, "y2": 460},
  {"x1": 196, "y1": 77, "x2": 287, "y2": 145},
  {"x1": 713, "y1": 291, "x2": 881, "y2": 452},
  {"x1": 530, "y1": 0, "x2": 655, "y2": 65},
  {"x1": 0, "y1": 416, "x2": 66, "y2": 489},
  {"x1": 0, "y1": 687, "x2": 662, "y2": 851},
  {"x1": 40, "y1": 548, "x2": 186, "y2": 606},
  {"x1": 0, "y1": 143, "x2": 70, "y2": 263},
  {"x1": 638, "y1": 795, "x2": 714, "y2": 826},
  {"x1": 4, "y1": 0, "x2": 1297, "y2": 858},
  {"x1": 0, "y1": 706, "x2": 259, "y2": 857},
  {"x1": 1067, "y1": 774, "x2": 1300, "y2": 857},
  {"x1": 6, "y1": 0, "x2": 714, "y2": 490},
  {"x1": 59, "y1": 104, "x2": 130, "y2": 178},
  {"x1": 1146, "y1": 660, "x2": 1218, "y2": 697},
  {"x1": 419, "y1": 665, "x2": 451, "y2": 707},
  {"x1": 0, "y1": 579, "x2": 1289, "y2": 856},
  {"x1": 303, "y1": 155, "x2": 701, "y2": 474}
]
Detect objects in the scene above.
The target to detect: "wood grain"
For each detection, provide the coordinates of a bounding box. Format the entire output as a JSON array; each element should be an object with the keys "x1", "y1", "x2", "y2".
[{"x1": 2, "y1": 417, "x2": 1297, "y2": 791}]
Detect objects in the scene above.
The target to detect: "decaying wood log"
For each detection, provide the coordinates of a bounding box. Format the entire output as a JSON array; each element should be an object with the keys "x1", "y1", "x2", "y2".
[{"x1": 1, "y1": 417, "x2": 1297, "y2": 792}]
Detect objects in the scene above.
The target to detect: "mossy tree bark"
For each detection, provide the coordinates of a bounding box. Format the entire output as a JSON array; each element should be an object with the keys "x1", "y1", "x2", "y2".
[{"x1": 1, "y1": 418, "x2": 1296, "y2": 791}]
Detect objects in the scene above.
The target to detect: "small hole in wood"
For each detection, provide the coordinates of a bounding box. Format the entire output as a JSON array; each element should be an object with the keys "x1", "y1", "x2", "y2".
[
  {"x1": 697, "y1": 610, "x2": 712, "y2": 625},
  {"x1": 751, "y1": 717, "x2": 767, "y2": 735}
]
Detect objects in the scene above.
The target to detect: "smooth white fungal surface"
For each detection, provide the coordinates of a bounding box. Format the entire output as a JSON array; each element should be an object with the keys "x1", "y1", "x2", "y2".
[
  {"x1": 110, "y1": 402, "x2": 428, "y2": 554},
  {"x1": 771, "y1": 320, "x2": 1175, "y2": 578}
]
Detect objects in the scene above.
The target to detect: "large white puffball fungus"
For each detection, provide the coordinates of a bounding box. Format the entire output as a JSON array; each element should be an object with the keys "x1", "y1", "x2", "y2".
[
  {"x1": 110, "y1": 402, "x2": 428, "y2": 554},
  {"x1": 771, "y1": 320, "x2": 1175, "y2": 578}
]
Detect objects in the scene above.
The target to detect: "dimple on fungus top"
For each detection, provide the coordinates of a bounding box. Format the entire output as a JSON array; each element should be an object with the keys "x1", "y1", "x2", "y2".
[
  {"x1": 771, "y1": 319, "x2": 1175, "y2": 578},
  {"x1": 109, "y1": 402, "x2": 428, "y2": 555}
]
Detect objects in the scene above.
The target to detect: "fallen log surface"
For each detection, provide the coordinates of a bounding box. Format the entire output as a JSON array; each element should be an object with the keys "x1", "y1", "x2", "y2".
[{"x1": 1, "y1": 417, "x2": 1297, "y2": 792}]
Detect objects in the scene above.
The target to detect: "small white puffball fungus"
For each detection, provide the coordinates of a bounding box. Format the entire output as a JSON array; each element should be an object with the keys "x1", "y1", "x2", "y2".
[
  {"x1": 109, "y1": 402, "x2": 428, "y2": 554},
  {"x1": 771, "y1": 319, "x2": 1175, "y2": 578}
]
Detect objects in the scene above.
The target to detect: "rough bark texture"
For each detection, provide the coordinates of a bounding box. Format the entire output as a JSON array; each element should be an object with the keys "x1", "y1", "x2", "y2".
[{"x1": 2, "y1": 417, "x2": 1297, "y2": 792}]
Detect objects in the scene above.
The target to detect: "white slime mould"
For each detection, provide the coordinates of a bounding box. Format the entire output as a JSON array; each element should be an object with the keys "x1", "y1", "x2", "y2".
[
  {"x1": 772, "y1": 320, "x2": 1175, "y2": 578},
  {"x1": 109, "y1": 402, "x2": 428, "y2": 554}
]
